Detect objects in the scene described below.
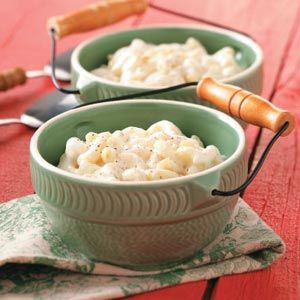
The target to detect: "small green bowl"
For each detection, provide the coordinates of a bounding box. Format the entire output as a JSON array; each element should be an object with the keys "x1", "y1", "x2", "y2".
[
  {"x1": 71, "y1": 25, "x2": 263, "y2": 107},
  {"x1": 30, "y1": 100, "x2": 247, "y2": 269}
]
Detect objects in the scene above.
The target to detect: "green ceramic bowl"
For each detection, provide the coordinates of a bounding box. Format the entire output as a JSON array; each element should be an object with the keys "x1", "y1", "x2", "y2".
[
  {"x1": 71, "y1": 25, "x2": 263, "y2": 107},
  {"x1": 30, "y1": 100, "x2": 247, "y2": 269}
]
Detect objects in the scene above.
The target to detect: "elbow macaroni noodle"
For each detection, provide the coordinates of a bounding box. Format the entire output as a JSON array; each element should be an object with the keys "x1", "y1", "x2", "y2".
[
  {"x1": 92, "y1": 37, "x2": 243, "y2": 87},
  {"x1": 58, "y1": 121, "x2": 224, "y2": 181}
]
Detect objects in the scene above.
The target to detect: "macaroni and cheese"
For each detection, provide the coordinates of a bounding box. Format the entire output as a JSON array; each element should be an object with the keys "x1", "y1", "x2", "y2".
[
  {"x1": 58, "y1": 121, "x2": 223, "y2": 181},
  {"x1": 92, "y1": 38, "x2": 243, "y2": 87}
]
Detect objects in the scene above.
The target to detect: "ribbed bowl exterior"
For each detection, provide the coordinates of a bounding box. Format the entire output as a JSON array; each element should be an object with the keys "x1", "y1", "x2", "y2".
[
  {"x1": 30, "y1": 150, "x2": 247, "y2": 269},
  {"x1": 44, "y1": 197, "x2": 235, "y2": 269}
]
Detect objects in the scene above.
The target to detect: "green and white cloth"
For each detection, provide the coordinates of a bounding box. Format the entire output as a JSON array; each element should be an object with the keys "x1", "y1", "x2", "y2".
[{"x1": 0, "y1": 195, "x2": 284, "y2": 299}]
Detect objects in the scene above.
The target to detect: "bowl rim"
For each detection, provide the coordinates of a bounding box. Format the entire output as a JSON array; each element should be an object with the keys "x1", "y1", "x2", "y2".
[
  {"x1": 30, "y1": 99, "x2": 246, "y2": 188},
  {"x1": 71, "y1": 24, "x2": 264, "y2": 90}
]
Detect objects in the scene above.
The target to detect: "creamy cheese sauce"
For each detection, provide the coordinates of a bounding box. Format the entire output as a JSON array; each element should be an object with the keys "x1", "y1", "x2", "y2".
[
  {"x1": 58, "y1": 121, "x2": 224, "y2": 181},
  {"x1": 92, "y1": 38, "x2": 243, "y2": 87}
]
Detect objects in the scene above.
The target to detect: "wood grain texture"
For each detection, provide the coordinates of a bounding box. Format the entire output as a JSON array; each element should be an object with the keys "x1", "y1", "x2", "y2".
[
  {"x1": 48, "y1": 0, "x2": 147, "y2": 39},
  {"x1": 197, "y1": 78, "x2": 295, "y2": 135},
  {"x1": 212, "y1": 4, "x2": 300, "y2": 300},
  {"x1": 0, "y1": 67, "x2": 26, "y2": 91},
  {"x1": 127, "y1": 281, "x2": 207, "y2": 300}
]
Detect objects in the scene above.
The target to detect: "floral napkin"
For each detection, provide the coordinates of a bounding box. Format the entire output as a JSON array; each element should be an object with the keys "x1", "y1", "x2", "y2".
[{"x1": 0, "y1": 195, "x2": 284, "y2": 299}]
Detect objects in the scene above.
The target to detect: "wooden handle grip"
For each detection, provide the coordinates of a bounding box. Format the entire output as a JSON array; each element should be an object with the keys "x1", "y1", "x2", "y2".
[
  {"x1": 47, "y1": 0, "x2": 148, "y2": 39},
  {"x1": 197, "y1": 77, "x2": 295, "y2": 136},
  {"x1": 0, "y1": 67, "x2": 27, "y2": 92}
]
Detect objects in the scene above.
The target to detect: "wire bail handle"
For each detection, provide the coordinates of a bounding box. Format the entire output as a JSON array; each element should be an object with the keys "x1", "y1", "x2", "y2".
[
  {"x1": 47, "y1": 0, "x2": 296, "y2": 197},
  {"x1": 196, "y1": 77, "x2": 295, "y2": 196},
  {"x1": 48, "y1": 0, "x2": 148, "y2": 94}
]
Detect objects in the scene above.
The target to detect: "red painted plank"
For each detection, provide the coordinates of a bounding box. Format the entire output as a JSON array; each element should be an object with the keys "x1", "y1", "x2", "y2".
[
  {"x1": 0, "y1": 1, "x2": 298, "y2": 300},
  {"x1": 212, "y1": 7, "x2": 300, "y2": 300},
  {"x1": 127, "y1": 281, "x2": 207, "y2": 300}
]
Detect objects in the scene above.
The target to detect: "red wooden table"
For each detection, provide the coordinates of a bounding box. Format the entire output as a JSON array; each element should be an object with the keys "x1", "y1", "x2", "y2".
[{"x1": 0, "y1": 1, "x2": 299, "y2": 299}]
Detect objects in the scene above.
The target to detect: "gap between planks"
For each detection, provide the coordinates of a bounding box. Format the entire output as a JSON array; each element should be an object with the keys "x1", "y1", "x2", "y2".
[{"x1": 207, "y1": 2, "x2": 300, "y2": 299}]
